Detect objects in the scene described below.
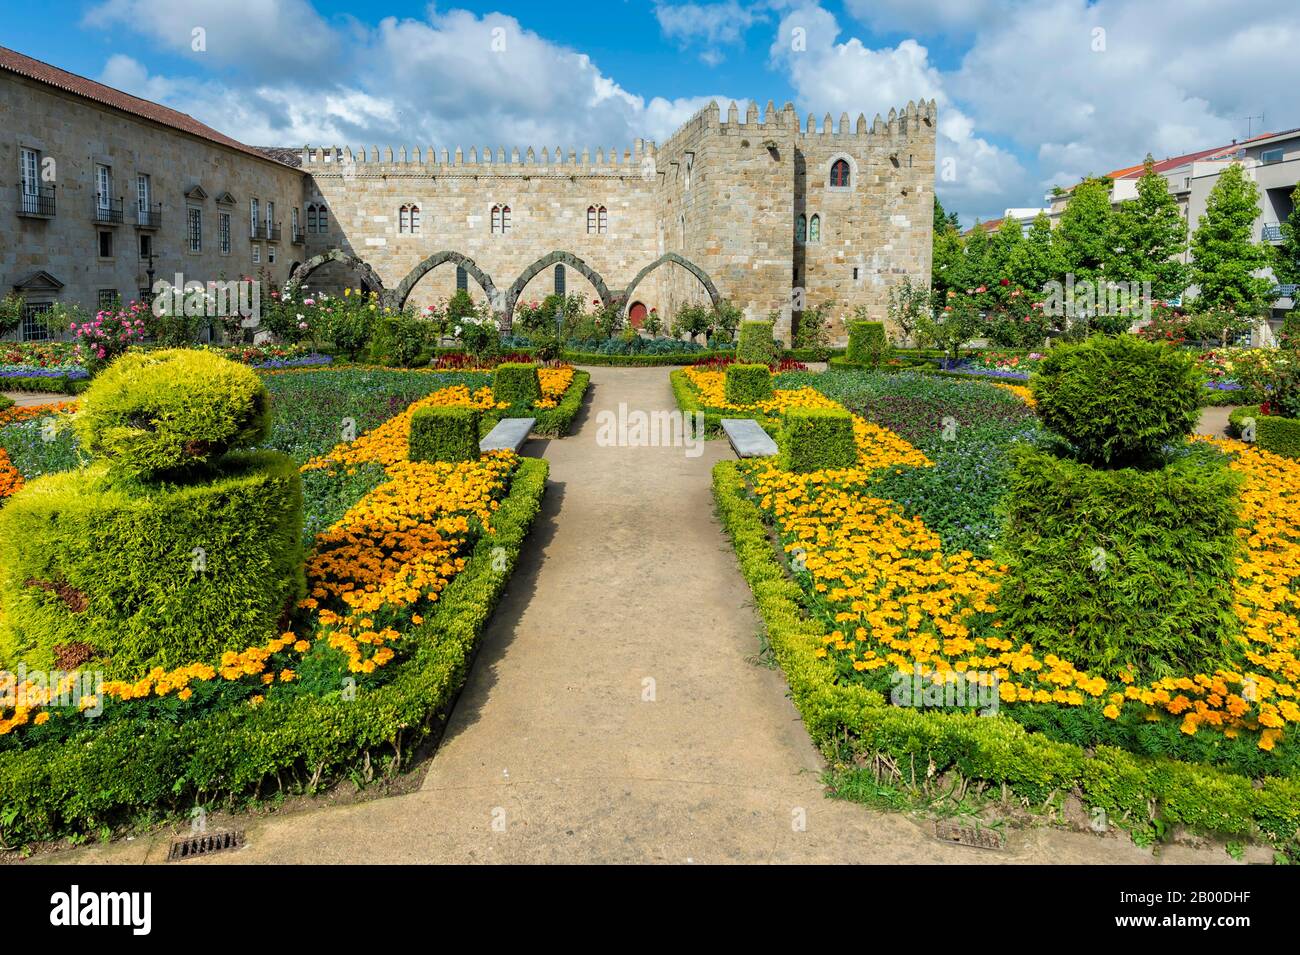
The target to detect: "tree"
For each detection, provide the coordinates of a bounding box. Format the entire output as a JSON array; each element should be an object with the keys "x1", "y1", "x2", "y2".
[
  {"x1": 1189, "y1": 163, "x2": 1275, "y2": 316},
  {"x1": 1009, "y1": 212, "x2": 1067, "y2": 293},
  {"x1": 886, "y1": 276, "x2": 931, "y2": 346},
  {"x1": 933, "y1": 195, "x2": 960, "y2": 234},
  {"x1": 988, "y1": 217, "x2": 1026, "y2": 284},
  {"x1": 1274, "y1": 183, "x2": 1300, "y2": 288},
  {"x1": 931, "y1": 221, "x2": 964, "y2": 300},
  {"x1": 962, "y1": 222, "x2": 993, "y2": 290},
  {"x1": 1056, "y1": 177, "x2": 1113, "y2": 283},
  {"x1": 1109, "y1": 156, "x2": 1190, "y2": 301}
]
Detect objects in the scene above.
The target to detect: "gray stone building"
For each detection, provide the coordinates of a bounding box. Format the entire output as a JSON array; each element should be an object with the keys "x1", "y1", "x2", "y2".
[{"x1": 2, "y1": 44, "x2": 936, "y2": 345}]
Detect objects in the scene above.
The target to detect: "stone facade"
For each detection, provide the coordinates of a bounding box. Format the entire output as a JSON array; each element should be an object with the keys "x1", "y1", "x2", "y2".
[
  {"x1": 0, "y1": 67, "x2": 304, "y2": 341},
  {"x1": 2, "y1": 46, "x2": 936, "y2": 345}
]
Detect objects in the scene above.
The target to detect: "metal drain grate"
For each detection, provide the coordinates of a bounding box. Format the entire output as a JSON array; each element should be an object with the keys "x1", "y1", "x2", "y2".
[{"x1": 167, "y1": 829, "x2": 245, "y2": 861}]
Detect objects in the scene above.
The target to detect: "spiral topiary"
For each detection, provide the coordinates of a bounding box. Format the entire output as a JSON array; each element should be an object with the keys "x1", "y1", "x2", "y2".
[
  {"x1": 1030, "y1": 335, "x2": 1203, "y2": 467},
  {"x1": 73, "y1": 349, "x2": 271, "y2": 479}
]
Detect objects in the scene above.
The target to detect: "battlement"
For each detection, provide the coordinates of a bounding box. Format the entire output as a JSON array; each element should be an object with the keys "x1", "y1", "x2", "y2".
[
  {"x1": 661, "y1": 97, "x2": 935, "y2": 147},
  {"x1": 300, "y1": 140, "x2": 657, "y2": 173}
]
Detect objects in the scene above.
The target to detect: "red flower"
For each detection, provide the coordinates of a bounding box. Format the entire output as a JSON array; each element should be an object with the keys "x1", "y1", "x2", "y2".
[{"x1": 1000, "y1": 278, "x2": 1010, "y2": 286}]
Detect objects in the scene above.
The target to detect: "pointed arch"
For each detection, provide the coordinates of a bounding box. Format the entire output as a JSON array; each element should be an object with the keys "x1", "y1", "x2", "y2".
[
  {"x1": 618, "y1": 252, "x2": 720, "y2": 308},
  {"x1": 391, "y1": 251, "x2": 499, "y2": 311},
  {"x1": 507, "y1": 251, "x2": 613, "y2": 317},
  {"x1": 285, "y1": 248, "x2": 384, "y2": 299}
]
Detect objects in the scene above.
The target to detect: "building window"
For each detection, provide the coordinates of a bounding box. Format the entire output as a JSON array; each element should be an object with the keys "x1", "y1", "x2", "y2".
[
  {"x1": 398, "y1": 204, "x2": 421, "y2": 235},
  {"x1": 136, "y1": 173, "x2": 150, "y2": 216},
  {"x1": 491, "y1": 204, "x2": 511, "y2": 234},
  {"x1": 1262, "y1": 148, "x2": 1285, "y2": 164},
  {"x1": 809, "y1": 214, "x2": 821, "y2": 242},
  {"x1": 97, "y1": 289, "x2": 118, "y2": 310},
  {"x1": 307, "y1": 202, "x2": 327, "y2": 234},
  {"x1": 266, "y1": 200, "x2": 275, "y2": 234},
  {"x1": 139, "y1": 233, "x2": 152, "y2": 260},
  {"x1": 456, "y1": 265, "x2": 468, "y2": 291},
  {"x1": 410, "y1": 205, "x2": 420, "y2": 234},
  {"x1": 555, "y1": 264, "x2": 566, "y2": 295},
  {"x1": 250, "y1": 198, "x2": 259, "y2": 237},
  {"x1": 95, "y1": 163, "x2": 112, "y2": 212},
  {"x1": 188, "y1": 207, "x2": 202, "y2": 252},
  {"x1": 307, "y1": 205, "x2": 317, "y2": 233},
  {"x1": 252, "y1": 244, "x2": 261, "y2": 264},
  {"x1": 852, "y1": 266, "x2": 860, "y2": 280},
  {"x1": 586, "y1": 205, "x2": 608, "y2": 235},
  {"x1": 830, "y1": 159, "x2": 850, "y2": 188},
  {"x1": 219, "y1": 212, "x2": 231, "y2": 255},
  {"x1": 21, "y1": 302, "x2": 52, "y2": 342},
  {"x1": 268, "y1": 244, "x2": 276, "y2": 264},
  {"x1": 20, "y1": 147, "x2": 41, "y2": 213},
  {"x1": 796, "y1": 214, "x2": 807, "y2": 243},
  {"x1": 292, "y1": 206, "x2": 300, "y2": 238},
  {"x1": 98, "y1": 230, "x2": 113, "y2": 258}
]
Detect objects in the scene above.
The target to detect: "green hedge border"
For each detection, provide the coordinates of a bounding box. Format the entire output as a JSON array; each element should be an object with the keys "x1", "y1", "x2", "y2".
[
  {"x1": 0, "y1": 376, "x2": 89, "y2": 395},
  {"x1": 712, "y1": 460, "x2": 1300, "y2": 846},
  {"x1": 1227, "y1": 404, "x2": 1300, "y2": 457},
  {"x1": 0, "y1": 457, "x2": 550, "y2": 844},
  {"x1": 531, "y1": 369, "x2": 589, "y2": 437},
  {"x1": 669, "y1": 369, "x2": 782, "y2": 438}
]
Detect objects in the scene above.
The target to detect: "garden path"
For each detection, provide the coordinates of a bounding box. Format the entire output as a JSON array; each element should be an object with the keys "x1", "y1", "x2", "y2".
[{"x1": 54, "y1": 368, "x2": 1244, "y2": 864}]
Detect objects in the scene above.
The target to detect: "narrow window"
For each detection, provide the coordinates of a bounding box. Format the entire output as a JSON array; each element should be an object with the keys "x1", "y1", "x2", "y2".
[
  {"x1": 98, "y1": 230, "x2": 113, "y2": 258},
  {"x1": 501, "y1": 205, "x2": 511, "y2": 233},
  {"x1": 316, "y1": 204, "x2": 328, "y2": 233},
  {"x1": 219, "y1": 212, "x2": 231, "y2": 255},
  {"x1": 251, "y1": 198, "x2": 259, "y2": 237},
  {"x1": 188, "y1": 207, "x2": 202, "y2": 252},
  {"x1": 410, "y1": 205, "x2": 420, "y2": 234},
  {"x1": 830, "y1": 159, "x2": 850, "y2": 187},
  {"x1": 136, "y1": 173, "x2": 150, "y2": 215},
  {"x1": 555, "y1": 264, "x2": 566, "y2": 295},
  {"x1": 252, "y1": 244, "x2": 261, "y2": 264},
  {"x1": 809, "y1": 214, "x2": 821, "y2": 242},
  {"x1": 587, "y1": 205, "x2": 597, "y2": 234},
  {"x1": 139, "y1": 233, "x2": 152, "y2": 259},
  {"x1": 598, "y1": 206, "x2": 607, "y2": 234},
  {"x1": 456, "y1": 265, "x2": 468, "y2": 291},
  {"x1": 491, "y1": 205, "x2": 502, "y2": 234},
  {"x1": 399, "y1": 206, "x2": 410, "y2": 234},
  {"x1": 796, "y1": 214, "x2": 806, "y2": 242},
  {"x1": 95, "y1": 163, "x2": 111, "y2": 211}
]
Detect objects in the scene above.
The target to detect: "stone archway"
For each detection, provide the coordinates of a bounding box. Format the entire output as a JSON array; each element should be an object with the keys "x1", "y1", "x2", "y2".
[
  {"x1": 284, "y1": 248, "x2": 385, "y2": 299},
  {"x1": 391, "y1": 251, "x2": 499, "y2": 312},
  {"x1": 619, "y1": 252, "x2": 721, "y2": 309},
  {"x1": 507, "y1": 251, "x2": 614, "y2": 321}
]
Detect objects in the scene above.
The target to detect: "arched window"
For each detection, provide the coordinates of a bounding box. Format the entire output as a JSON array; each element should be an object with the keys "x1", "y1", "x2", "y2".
[
  {"x1": 809, "y1": 214, "x2": 821, "y2": 242},
  {"x1": 306, "y1": 205, "x2": 317, "y2": 233},
  {"x1": 399, "y1": 206, "x2": 410, "y2": 234},
  {"x1": 830, "y1": 159, "x2": 850, "y2": 188},
  {"x1": 307, "y1": 202, "x2": 328, "y2": 234},
  {"x1": 587, "y1": 205, "x2": 597, "y2": 234},
  {"x1": 796, "y1": 214, "x2": 807, "y2": 243},
  {"x1": 598, "y1": 206, "x2": 607, "y2": 234},
  {"x1": 492, "y1": 204, "x2": 511, "y2": 234},
  {"x1": 555, "y1": 264, "x2": 566, "y2": 295}
]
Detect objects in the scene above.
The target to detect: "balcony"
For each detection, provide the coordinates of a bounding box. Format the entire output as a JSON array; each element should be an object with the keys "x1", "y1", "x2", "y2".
[
  {"x1": 291, "y1": 228, "x2": 305, "y2": 245},
  {"x1": 1262, "y1": 223, "x2": 1285, "y2": 243},
  {"x1": 135, "y1": 202, "x2": 161, "y2": 229},
  {"x1": 267, "y1": 222, "x2": 282, "y2": 242},
  {"x1": 250, "y1": 222, "x2": 267, "y2": 240},
  {"x1": 17, "y1": 184, "x2": 55, "y2": 218},
  {"x1": 93, "y1": 196, "x2": 123, "y2": 225},
  {"x1": 1275, "y1": 284, "x2": 1298, "y2": 300}
]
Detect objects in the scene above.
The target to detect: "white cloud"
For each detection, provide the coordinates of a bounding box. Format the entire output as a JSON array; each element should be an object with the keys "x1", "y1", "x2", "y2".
[{"x1": 841, "y1": 0, "x2": 1003, "y2": 36}]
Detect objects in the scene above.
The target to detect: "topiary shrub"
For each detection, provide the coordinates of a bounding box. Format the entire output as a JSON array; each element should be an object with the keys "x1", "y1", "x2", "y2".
[
  {"x1": 737, "y1": 319, "x2": 776, "y2": 365},
  {"x1": 995, "y1": 446, "x2": 1242, "y2": 680},
  {"x1": 724, "y1": 363, "x2": 774, "y2": 405},
  {"x1": 73, "y1": 349, "x2": 270, "y2": 480},
  {"x1": 1031, "y1": 336, "x2": 1203, "y2": 467},
  {"x1": 1255, "y1": 414, "x2": 1300, "y2": 458},
  {"x1": 492, "y1": 362, "x2": 541, "y2": 407},
  {"x1": 779, "y1": 407, "x2": 857, "y2": 473},
  {"x1": 410, "y1": 406, "x2": 480, "y2": 463},
  {"x1": 846, "y1": 320, "x2": 889, "y2": 368},
  {"x1": 0, "y1": 452, "x2": 304, "y2": 678}
]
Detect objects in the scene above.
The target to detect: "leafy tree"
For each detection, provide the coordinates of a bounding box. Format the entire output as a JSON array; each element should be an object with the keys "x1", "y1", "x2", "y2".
[
  {"x1": 961, "y1": 222, "x2": 993, "y2": 290},
  {"x1": 886, "y1": 276, "x2": 931, "y2": 346},
  {"x1": 0, "y1": 292, "x2": 23, "y2": 339},
  {"x1": 1274, "y1": 183, "x2": 1300, "y2": 288},
  {"x1": 1109, "y1": 156, "x2": 1190, "y2": 301},
  {"x1": 933, "y1": 195, "x2": 960, "y2": 234},
  {"x1": 931, "y1": 221, "x2": 965, "y2": 300},
  {"x1": 1009, "y1": 212, "x2": 1067, "y2": 293},
  {"x1": 987, "y1": 217, "x2": 1025, "y2": 284},
  {"x1": 1189, "y1": 163, "x2": 1275, "y2": 316},
  {"x1": 1056, "y1": 177, "x2": 1114, "y2": 283}
]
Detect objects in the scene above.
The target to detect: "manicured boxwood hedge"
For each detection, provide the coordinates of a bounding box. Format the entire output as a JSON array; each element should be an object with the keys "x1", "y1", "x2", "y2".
[
  {"x1": 531, "y1": 369, "x2": 590, "y2": 437},
  {"x1": 738, "y1": 320, "x2": 777, "y2": 365},
  {"x1": 723, "y1": 363, "x2": 773, "y2": 405},
  {"x1": 778, "y1": 407, "x2": 856, "y2": 473},
  {"x1": 1227, "y1": 404, "x2": 1300, "y2": 458},
  {"x1": 846, "y1": 320, "x2": 888, "y2": 368},
  {"x1": 410, "y1": 406, "x2": 481, "y2": 463},
  {"x1": 713, "y1": 460, "x2": 1300, "y2": 848},
  {"x1": 0, "y1": 456, "x2": 549, "y2": 845},
  {"x1": 670, "y1": 369, "x2": 781, "y2": 438},
  {"x1": 492, "y1": 362, "x2": 542, "y2": 406},
  {"x1": 0, "y1": 376, "x2": 89, "y2": 395}
]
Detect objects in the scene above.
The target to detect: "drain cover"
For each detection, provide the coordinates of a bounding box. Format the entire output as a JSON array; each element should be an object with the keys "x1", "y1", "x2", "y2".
[{"x1": 167, "y1": 829, "x2": 245, "y2": 862}]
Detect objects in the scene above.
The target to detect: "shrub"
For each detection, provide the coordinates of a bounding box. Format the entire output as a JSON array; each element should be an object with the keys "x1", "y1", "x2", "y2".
[
  {"x1": 846, "y1": 319, "x2": 889, "y2": 368},
  {"x1": 0, "y1": 395, "x2": 12, "y2": 413},
  {"x1": 1256, "y1": 414, "x2": 1300, "y2": 458},
  {"x1": 779, "y1": 407, "x2": 857, "y2": 473},
  {"x1": 724, "y1": 363, "x2": 773, "y2": 405},
  {"x1": 409, "y1": 406, "x2": 481, "y2": 463},
  {"x1": 996, "y1": 445, "x2": 1242, "y2": 680},
  {"x1": 492, "y1": 362, "x2": 542, "y2": 407},
  {"x1": 368, "y1": 312, "x2": 432, "y2": 367},
  {"x1": 737, "y1": 319, "x2": 777, "y2": 364},
  {"x1": 1032, "y1": 335, "x2": 1203, "y2": 467},
  {"x1": 0, "y1": 451, "x2": 304, "y2": 678},
  {"x1": 73, "y1": 349, "x2": 270, "y2": 480}
]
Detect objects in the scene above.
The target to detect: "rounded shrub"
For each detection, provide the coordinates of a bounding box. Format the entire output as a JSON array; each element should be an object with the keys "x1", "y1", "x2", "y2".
[
  {"x1": 74, "y1": 349, "x2": 270, "y2": 479},
  {"x1": 737, "y1": 320, "x2": 776, "y2": 365},
  {"x1": 1031, "y1": 335, "x2": 1203, "y2": 467}
]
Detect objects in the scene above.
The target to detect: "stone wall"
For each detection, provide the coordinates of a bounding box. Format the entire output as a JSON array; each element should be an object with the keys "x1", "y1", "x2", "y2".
[{"x1": 0, "y1": 71, "x2": 305, "y2": 340}]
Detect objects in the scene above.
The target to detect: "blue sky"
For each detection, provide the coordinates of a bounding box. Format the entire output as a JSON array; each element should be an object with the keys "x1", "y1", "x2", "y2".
[{"x1": 3, "y1": 0, "x2": 1297, "y2": 225}]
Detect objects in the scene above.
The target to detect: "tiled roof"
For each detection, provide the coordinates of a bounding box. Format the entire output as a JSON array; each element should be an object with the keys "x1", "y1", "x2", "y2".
[{"x1": 0, "y1": 45, "x2": 297, "y2": 170}]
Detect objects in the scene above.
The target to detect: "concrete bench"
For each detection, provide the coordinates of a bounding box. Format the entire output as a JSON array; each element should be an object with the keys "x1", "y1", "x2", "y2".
[
  {"x1": 480, "y1": 417, "x2": 536, "y2": 453},
  {"x1": 721, "y1": 418, "x2": 778, "y2": 458}
]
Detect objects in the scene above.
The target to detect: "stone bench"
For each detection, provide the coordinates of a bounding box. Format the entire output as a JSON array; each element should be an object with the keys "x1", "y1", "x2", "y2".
[
  {"x1": 479, "y1": 417, "x2": 536, "y2": 453},
  {"x1": 721, "y1": 418, "x2": 778, "y2": 458}
]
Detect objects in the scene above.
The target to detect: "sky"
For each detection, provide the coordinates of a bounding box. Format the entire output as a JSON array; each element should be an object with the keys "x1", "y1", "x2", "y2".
[{"x1": 2, "y1": 0, "x2": 1297, "y2": 226}]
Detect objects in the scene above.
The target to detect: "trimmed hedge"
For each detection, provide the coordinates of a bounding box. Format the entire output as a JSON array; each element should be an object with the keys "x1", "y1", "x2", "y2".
[
  {"x1": 724, "y1": 363, "x2": 773, "y2": 405},
  {"x1": 1256, "y1": 415, "x2": 1300, "y2": 459},
  {"x1": 492, "y1": 362, "x2": 542, "y2": 406},
  {"x1": 75, "y1": 349, "x2": 271, "y2": 479},
  {"x1": 779, "y1": 407, "x2": 857, "y2": 473},
  {"x1": 0, "y1": 456, "x2": 549, "y2": 844},
  {"x1": 737, "y1": 320, "x2": 777, "y2": 364},
  {"x1": 712, "y1": 460, "x2": 1300, "y2": 846},
  {"x1": 0, "y1": 395, "x2": 12, "y2": 412},
  {"x1": 410, "y1": 406, "x2": 480, "y2": 463},
  {"x1": 0, "y1": 376, "x2": 89, "y2": 395},
  {"x1": 846, "y1": 320, "x2": 888, "y2": 368},
  {"x1": 532, "y1": 369, "x2": 590, "y2": 437},
  {"x1": 0, "y1": 451, "x2": 304, "y2": 678},
  {"x1": 996, "y1": 445, "x2": 1243, "y2": 680}
]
